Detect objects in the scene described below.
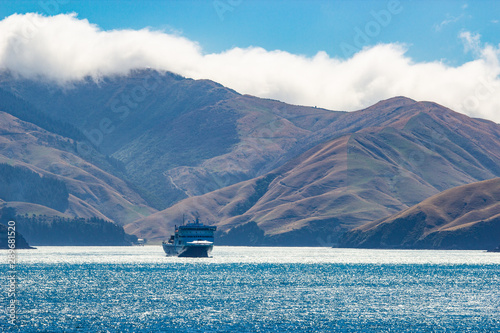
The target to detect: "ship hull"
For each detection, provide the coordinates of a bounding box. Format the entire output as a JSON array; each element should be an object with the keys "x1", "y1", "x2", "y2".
[{"x1": 162, "y1": 243, "x2": 213, "y2": 258}]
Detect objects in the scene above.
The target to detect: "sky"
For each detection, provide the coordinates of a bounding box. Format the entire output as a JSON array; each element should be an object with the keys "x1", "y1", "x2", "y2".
[{"x1": 0, "y1": 0, "x2": 499, "y2": 121}]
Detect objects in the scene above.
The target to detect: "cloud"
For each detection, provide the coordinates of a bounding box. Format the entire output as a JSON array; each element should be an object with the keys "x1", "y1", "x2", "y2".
[
  {"x1": 459, "y1": 31, "x2": 482, "y2": 54},
  {"x1": 1, "y1": 13, "x2": 500, "y2": 122},
  {"x1": 434, "y1": 14, "x2": 464, "y2": 32}
]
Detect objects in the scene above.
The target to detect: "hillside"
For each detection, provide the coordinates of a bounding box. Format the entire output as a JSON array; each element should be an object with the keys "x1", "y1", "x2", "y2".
[
  {"x1": 0, "y1": 163, "x2": 69, "y2": 212},
  {"x1": 0, "y1": 207, "x2": 33, "y2": 249},
  {"x1": 341, "y1": 178, "x2": 500, "y2": 250},
  {"x1": 0, "y1": 111, "x2": 155, "y2": 225},
  {"x1": 127, "y1": 98, "x2": 500, "y2": 244},
  {"x1": 0, "y1": 223, "x2": 33, "y2": 249},
  {"x1": 0, "y1": 70, "x2": 345, "y2": 209}
]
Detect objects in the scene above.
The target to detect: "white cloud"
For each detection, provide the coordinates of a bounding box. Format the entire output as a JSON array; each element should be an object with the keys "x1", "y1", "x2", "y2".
[
  {"x1": 1, "y1": 13, "x2": 500, "y2": 122},
  {"x1": 434, "y1": 14, "x2": 464, "y2": 32},
  {"x1": 459, "y1": 31, "x2": 482, "y2": 55}
]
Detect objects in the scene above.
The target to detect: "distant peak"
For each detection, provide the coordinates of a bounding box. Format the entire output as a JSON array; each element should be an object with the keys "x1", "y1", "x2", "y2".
[
  {"x1": 375, "y1": 96, "x2": 416, "y2": 107},
  {"x1": 362, "y1": 96, "x2": 417, "y2": 113}
]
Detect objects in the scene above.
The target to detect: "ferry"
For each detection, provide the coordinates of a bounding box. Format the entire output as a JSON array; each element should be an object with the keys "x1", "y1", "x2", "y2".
[{"x1": 162, "y1": 218, "x2": 217, "y2": 257}]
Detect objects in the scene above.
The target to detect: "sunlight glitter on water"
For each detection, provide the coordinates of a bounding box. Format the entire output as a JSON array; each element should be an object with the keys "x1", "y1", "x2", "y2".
[
  {"x1": 2, "y1": 247, "x2": 500, "y2": 332},
  {"x1": 15, "y1": 246, "x2": 500, "y2": 265}
]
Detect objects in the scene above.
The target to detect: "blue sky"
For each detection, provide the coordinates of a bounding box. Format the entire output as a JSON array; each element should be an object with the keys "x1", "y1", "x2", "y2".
[
  {"x1": 1, "y1": 0, "x2": 498, "y2": 65},
  {"x1": 0, "y1": 1, "x2": 499, "y2": 121}
]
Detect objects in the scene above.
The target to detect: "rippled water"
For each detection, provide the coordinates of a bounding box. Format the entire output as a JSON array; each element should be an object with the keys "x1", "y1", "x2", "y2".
[{"x1": 2, "y1": 246, "x2": 500, "y2": 332}]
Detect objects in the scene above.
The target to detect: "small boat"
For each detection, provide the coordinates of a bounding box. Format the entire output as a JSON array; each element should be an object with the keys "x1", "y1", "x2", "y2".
[{"x1": 162, "y1": 218, "x2": 217, "y2": 257}]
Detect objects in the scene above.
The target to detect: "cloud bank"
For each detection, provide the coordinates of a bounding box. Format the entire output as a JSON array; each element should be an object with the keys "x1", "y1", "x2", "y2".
[{"x1": 1, "y1": 13, "x2": 500, "y2": 122}]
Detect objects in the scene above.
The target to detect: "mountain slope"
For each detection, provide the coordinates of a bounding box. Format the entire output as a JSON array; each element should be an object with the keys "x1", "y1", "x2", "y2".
[
  {"x1": 341, "y1": 178, "x2": 500, "y2": 249},
  {"x1": 0, "y1": 70, "x2": 345, "y2": 208},
  {"x1": 0, "y1": 223, "x2": 32, "y2": 249},
  {"x1": 0, "y1": 111, "x2": 155, "y2": 224},
  {"x1": 127, "y1": 98, "x2": 500, "y2": 244}
]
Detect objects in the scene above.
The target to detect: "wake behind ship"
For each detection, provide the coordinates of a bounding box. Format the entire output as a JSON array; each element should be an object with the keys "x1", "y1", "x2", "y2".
[{"x1": 162, "y1": 218, "x2": 217, "y2": 257}]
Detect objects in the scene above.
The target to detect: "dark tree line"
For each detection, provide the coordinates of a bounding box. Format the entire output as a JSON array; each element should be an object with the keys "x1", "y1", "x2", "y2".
[
  {"x1": 0, "y1": 164, "x2": 69, "y2": 212},
  {"x1": 11, "y1": 213, "x2": 137, "y2": 246}
]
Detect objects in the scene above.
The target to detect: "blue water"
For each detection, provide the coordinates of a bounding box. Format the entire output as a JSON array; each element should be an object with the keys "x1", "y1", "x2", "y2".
[{"x1": 2, "y1": 247, "x2": 500, "y2": 332}]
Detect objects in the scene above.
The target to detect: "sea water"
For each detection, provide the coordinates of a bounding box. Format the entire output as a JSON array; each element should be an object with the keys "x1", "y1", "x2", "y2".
[{"x1": 1, "y1": 246, "x2": 500, "y2": 332}]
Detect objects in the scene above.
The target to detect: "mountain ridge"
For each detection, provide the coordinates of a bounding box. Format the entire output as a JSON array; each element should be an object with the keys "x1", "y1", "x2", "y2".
[
  {"x1": 126, "y1": 96, "x2": 500, "y2": 244},
  {"x1": 340, "y1": 177, "x2": 500, "y2": 249},
  {"x1": 0, "y1": 70, "x2": 346, "y2": 209}
]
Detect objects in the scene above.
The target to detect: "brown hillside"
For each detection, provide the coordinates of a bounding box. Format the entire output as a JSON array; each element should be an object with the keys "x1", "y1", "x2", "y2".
[
  {"x1": 341, "y1": 177, "x2": 500, "y2": 249},
  {"x1": 0, "y1": 112, "x2": 156, "y2": 224}
]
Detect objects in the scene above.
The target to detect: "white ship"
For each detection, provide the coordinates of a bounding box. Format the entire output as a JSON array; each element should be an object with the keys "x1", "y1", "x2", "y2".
[{"x1": 162, "y1": 218, "x2": 217, "y2": 257}]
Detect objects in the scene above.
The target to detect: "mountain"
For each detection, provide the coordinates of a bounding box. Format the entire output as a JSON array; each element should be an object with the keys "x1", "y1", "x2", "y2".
[
  {"x1": 0, "y1": 111, "x2": 155, "y2": 225},
  {"x1": 128, "y1": 97, "x2": 500, "y2": 244},
  {"x1": 0, "y1": 70, "x2": 346, "y2": 209},
  {"x1": 341, "y1": 178, "x2": 500, "y2": 250},
  {"x1": 3, "y1": 70, "x2": 500, "y2": 247}
]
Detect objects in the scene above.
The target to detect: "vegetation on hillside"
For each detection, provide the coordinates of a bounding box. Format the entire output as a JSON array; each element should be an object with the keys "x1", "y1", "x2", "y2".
[
  {"x1": 0, "y1": 164, "x2": 69, "y2": 212},
  {"x1": 0, "y1": 88, "x2": 85, "y2": 141}
]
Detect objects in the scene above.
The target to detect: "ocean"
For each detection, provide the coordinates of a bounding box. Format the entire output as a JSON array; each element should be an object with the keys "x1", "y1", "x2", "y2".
[{"x1": 2, "y1": 246, "x2": 500, "y2": 332}]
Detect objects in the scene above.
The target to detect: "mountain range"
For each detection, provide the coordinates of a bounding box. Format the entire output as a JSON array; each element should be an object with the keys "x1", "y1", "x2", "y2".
[
  {"x1": 1, "y1": 70, "x2": 500, "y2": 248},
  {"x1": 0, "y1": 70, "x2": 345, "y2": 209},
  {"x1": 128, "y1": 96, "x2": 500, "y2": 245}
]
